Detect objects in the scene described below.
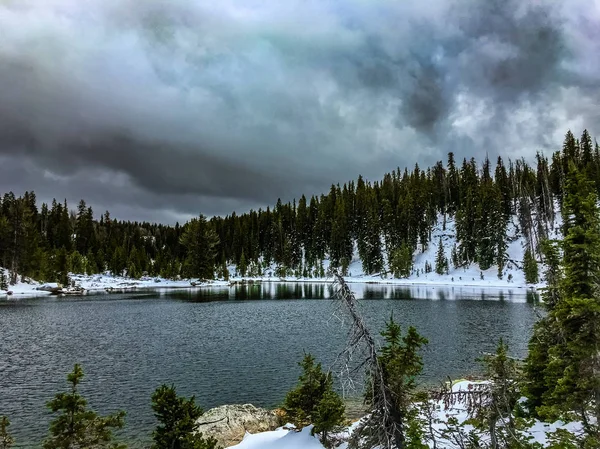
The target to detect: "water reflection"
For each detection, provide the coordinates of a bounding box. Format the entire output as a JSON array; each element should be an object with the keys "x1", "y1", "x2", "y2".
[{"x1": 165, "y1": 282, "x2": 539, "y2": 303}]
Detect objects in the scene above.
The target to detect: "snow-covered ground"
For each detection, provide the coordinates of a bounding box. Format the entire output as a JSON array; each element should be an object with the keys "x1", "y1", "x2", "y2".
[
  {"x1": 227, "y1": 214, "x2": 550, "y2": 290},
  {"x1": 0, "y1": 267, "x2": 228, "y2": 299},
  {"x1": 225, "y1": 381, "x2": 582, "y2": 449}
]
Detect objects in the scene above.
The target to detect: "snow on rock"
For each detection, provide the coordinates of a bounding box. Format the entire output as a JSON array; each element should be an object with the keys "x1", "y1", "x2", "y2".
[{"x1": 196, "y1": 404, "x2": 279, "y2": 448}]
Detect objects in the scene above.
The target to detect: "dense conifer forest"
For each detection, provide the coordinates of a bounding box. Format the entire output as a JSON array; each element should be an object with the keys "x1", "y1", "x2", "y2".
[{"x1": 0, "y1": 129, "x2": 598, "y2": 284}]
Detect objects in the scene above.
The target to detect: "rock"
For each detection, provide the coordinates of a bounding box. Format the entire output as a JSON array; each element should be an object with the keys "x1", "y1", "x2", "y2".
[
  {"x1": 36, "y1": 283, "x2": 62, "y2": 293},
  {"x1": 195, "y1": 404, "x2": 279, "y2": 447}
]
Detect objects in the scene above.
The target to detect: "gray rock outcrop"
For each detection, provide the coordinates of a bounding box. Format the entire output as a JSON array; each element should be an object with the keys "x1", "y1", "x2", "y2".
[{"x1": 195, "y1": 404, "x2": 279, "y2": 447}]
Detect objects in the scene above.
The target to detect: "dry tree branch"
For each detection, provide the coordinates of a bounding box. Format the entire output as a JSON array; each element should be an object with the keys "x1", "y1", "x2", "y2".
[{"x1": 330, "y1": 271, "x2": 406, "y2": 449}]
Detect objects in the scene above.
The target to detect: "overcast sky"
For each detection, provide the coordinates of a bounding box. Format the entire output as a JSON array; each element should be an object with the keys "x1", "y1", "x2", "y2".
[{"x1": 1, "y1": 0, "x2": 599, "y2": 223}]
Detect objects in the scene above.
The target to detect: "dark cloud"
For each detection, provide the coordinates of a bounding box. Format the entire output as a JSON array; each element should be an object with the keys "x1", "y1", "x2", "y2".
[{"x1": 0, "y1": 0, "x2": 598, "y2": 223}]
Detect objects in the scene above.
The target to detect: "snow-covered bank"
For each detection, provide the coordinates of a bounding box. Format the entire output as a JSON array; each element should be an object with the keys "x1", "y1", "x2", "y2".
[
  {"x1": 0, "y1": 268, "x2": 228, "y2": 299},
  {"x1": 0, "y1": 269, "x2": 538, "y2": 301},
  {"x1": 0, "y1": 268, "x2": 538, "y2": 301},
  {"x1": 228, "y1": 425, "x2": 327, "y2": 449},
  {"x1": 225, "y1": 381, "x2": 582, "y2": 449}
]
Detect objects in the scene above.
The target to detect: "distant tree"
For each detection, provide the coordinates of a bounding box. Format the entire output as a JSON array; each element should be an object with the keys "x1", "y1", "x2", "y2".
[
  {"x1": 180, "y1": 215, "x2": 220, "y2": 280},
  {"x1": 0, "y1": 417, "x2": 14, "y2": 449},
  {"x1": 434, "y1": 236, "x2": 448, "y2": 275},
  {"x1": 54, "y1": 248, "x2": 70, "y2": 286},
  {"x1": 238, "y1": 251, "x2": 247, "y2": 278},
  {"x1": 110, "y1": 245, "x2": 127, "y2": 277},
  {"x1": 390, "y1": 242, "x2": 413, "y2": 278},
  {"x1": 69, "y1": 251, "x2": 84, "y2": 275},
  {"x1": 43, "y1": 364, "x2": 126, "y2": 449},
  {"x1": 220, "y1": 262, "x2": 230, "y2": 281},
  {"x1": 151, "y1": 385, "x2": 218, "y2": 449},
  {"x1": 0, "y1": 270, "x2": 7, "y2": 291},
  {"x1": 523, "y1": 249, "x2": 539, "y2": 284}
]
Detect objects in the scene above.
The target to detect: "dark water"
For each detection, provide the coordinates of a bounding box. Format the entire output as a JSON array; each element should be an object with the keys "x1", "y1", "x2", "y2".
[{"x1": 0, "y1": 283, "x2": 539, "y2": 447}]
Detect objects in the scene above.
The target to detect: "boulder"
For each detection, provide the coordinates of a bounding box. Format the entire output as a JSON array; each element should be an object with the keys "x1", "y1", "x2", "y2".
[{"x1": 195, "y1": 404, "x2": 279, "y2": 447}]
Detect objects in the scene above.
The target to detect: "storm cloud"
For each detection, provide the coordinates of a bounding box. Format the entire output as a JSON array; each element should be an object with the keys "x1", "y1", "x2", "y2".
[{"x1": 0, "y1": 0, "x2": 599, "y2": 222}]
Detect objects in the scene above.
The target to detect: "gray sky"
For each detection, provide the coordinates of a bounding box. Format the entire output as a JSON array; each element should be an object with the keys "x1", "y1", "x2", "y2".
[{"x1": 1, "y1": 0, "x2": 599, "y2": 223}]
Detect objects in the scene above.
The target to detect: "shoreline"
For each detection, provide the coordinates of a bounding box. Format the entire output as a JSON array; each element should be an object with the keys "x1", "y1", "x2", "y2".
[{"x1": 1, "y1": 273, "x2": 540, "y2": 301}]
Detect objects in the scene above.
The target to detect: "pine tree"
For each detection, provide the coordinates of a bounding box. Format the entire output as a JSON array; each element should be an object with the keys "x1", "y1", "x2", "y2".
[
  {"x1": 151, "y1": 385, "x2": 218, "y2": 449},
  {"x1": 220, "y1": 262, "x2": 229, "y2": 281},
  {"x1": 357, "y1": 316, "x2": 428, "y2": 449},
  {"x1": 0, "y1": 270, "x2": 7, "y2": 291},
  {"x1": 522, "y1": 249, "x2": 538, "y2": 284},
  {"x1": 238, "y1": 251, "x2": 247, "y2": 277},
  {"x1": 312, "y1": 389, "x2": 345, "y2": 448},
  {"x1": 54, "y1": 248, "x2": 70, "y2": 286},
  {"x1": 283, "y1": 353, "x2": 338, "y2": 429},
  {"x1": 0, "y1": 417, "x2": 14, "y2": 449},
  {"x1": 478, "y1": 340, "x2": 521, "y2": 449},
  {"x1": 525, "y1": 165, "x2": 600, "y2": 439},
  {"x1": 434, "y1": 236, "x2": 448, "y2": 275},
  {"x1": 390, "y1": 242, "x2": 413, "y2": 279},
  {"x1": 180, "y1": 215, "x2": 220, "y2": 280},
  {"x1": 44, "y1": 364, "x2": 126, "y2": 449}
]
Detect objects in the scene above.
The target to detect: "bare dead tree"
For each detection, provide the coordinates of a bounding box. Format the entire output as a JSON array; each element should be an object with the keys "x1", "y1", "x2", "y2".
[{"x1": 330, "y1": 271, "x2": 406, "y2": 449}]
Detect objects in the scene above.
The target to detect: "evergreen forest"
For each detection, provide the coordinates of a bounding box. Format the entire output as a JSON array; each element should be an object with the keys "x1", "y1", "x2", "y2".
[{"x1": 0, "y1": 129, "x2": 598, "y2": 284}]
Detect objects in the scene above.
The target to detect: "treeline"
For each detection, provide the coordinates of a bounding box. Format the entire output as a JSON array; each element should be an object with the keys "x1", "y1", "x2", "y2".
[{"x1": 1, "y1": 129, "x2": 599, "y2": 283}]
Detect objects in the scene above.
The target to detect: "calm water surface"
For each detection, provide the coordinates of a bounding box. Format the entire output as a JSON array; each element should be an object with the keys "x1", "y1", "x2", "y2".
[{"x1": 0, "y1": 283, "x2": 539, "y2": 447}]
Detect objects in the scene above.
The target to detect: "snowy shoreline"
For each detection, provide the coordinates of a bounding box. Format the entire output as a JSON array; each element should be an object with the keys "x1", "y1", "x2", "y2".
[{"x1": 0, "y1": 270, "x2": 540, "y2": 300}]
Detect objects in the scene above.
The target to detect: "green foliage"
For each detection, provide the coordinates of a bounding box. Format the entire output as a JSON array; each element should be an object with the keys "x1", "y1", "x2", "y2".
[
  {"x1": 378, "y1": 317, "x2": 428, "y2": 409},
  {"x1": 523, "y1": 249, "x2": 539, "y2": 284},
  {"x1": 435, "y1": 236, "x2": 449, "y2": 275},
  {"x1": 0, "y1": 417, "x2": 14, "y2": 449},
  {"x1": 478, "y1": 340, "x2": 522, "y2": 448},
  {"x1": 53, "y1": 248, "x2": 70, "y2": 286},
  {"x1": 219, "y1": 262, "x2": 230, "y2": 281},
  {"x1": 0, "y1": 270, "x2": 7, "y2": 290},
  {"x1": 180, "y1": 215, "x2": 220, "y2": 280},
  {"x1": 237, "y1": 251, "x2": 247, "y2": 277},
  {"x1": 356, "y1": 316, "x2": 428, "y2": 449},
  {"x1": 283, "y1": 353, "x2": 345, "y2": 441},
  {"x1": 151, "y1": 384, "x2": 218, "y2": 449},
  {"x1": 43, "y1": 364, "x2": 126, "y2": 449},
  {"x1": 312, "y1": 389, "x2": 346, "y2": 448},
  {"x1": 390, "y1": 242, "x2": 413, "y2": 278},
  {"x1": 545, "y1": 427, "x2": 600, "y2": 449},
  {"x1": 524, "y1": 164, "x2": 600, "y2": 442}
]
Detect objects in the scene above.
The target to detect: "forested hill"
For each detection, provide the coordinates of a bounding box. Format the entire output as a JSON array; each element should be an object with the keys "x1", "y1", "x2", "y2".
[{"x1": 0, "y1": 129, "x2": 598, "y2": 286}]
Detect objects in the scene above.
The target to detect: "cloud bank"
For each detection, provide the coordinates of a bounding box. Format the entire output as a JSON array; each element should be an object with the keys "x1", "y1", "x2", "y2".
[{"x1": 0, "y1": 0, "x2": 599, "y2": 222}]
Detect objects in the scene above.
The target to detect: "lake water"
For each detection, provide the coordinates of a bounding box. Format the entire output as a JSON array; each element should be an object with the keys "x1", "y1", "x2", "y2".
[{"x1": 0, "y1": 282, "x2": 539, "y2": 448}]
